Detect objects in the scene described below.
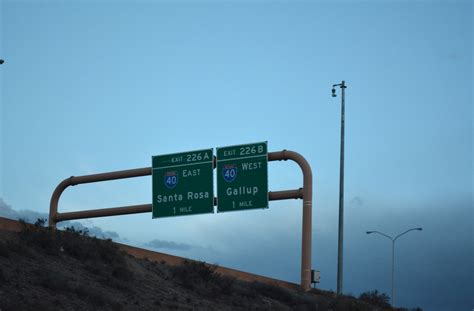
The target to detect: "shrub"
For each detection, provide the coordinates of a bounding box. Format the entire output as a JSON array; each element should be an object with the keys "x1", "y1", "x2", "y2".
[
  {"x1": 249, "y1": 281, "x2": 294, "y2": 305},
  {"x1": 7, "y1": 239, "x2": 32, "y2": 256},
  {"x1": 0, "y1": 241, "x2": 9, "y2": 258},
  {"x1": 34, "y1": 218, "x2": 47, "y2": 227},
  {"x1": 103, "y1": 274, "x2": 132, "y2": 292},
  {"x1": 64, "y1": 225, "x2": 89, "y2": 237},
  {"x1": 0, "y1": 268, "x2": 6, "y2": 283},
  {"x1": 359, "y1": 290, "x2": 391, "y2": 308},
  {"x1": 18, "y1": 219, "x2": 133, "y2": 288},
  {"x1": 73, "y1": 284, "x2": 107, "y2": 307},
  {"x1": 33, "y1": 268, "x2": 71, "y2": 292},
  {"x1": 216, "y1": 275, "x2": 235, "y2": 295},
  {"x1": 84, "y1": 260, "x2": 104, "y2": 276},
  {"x1": 172, "y1": 260, "x2": 217, "y2": 288},
  {"x1": 57, "y1": 226, "x2": 123, "y2": 266},
  {"x1": 18, "y1": 219, "x2": 121, "y2": 264},
  {"x1": 0, "y1": 295, "x2": 57, "y2": 311},
  {"x1": 112, "y1": 265, "x2": 133, "y2": 280},
  {"x1": 171, "y1": 260, "x2": 240, "y2": 298},
  {"x1": 19, "y1": 218, "x2": 58, "y2": 252}
]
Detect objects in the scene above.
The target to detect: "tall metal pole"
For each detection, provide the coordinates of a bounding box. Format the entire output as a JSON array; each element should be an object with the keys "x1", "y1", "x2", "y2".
[
  {"x1": 392, "y1": 239, "x2": 395, "y2": 307},
  {"x1": 333, "y1": 80, "x2": 347, "y2": 295}
]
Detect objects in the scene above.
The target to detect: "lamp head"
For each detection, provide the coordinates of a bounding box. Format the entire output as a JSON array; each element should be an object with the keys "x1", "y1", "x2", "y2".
[
  {"x1": 0, "y1": 59, "x2": 4, "y2": 65},
  {"x1": 332, "y1": 88, "x2": 337, "y2": 97},
  {"x1": 416, "y1": 228, "x2": 423, "y2": 231},
  {"x1": 366, "y1": 231, "x2": 374, "y2": 234}
]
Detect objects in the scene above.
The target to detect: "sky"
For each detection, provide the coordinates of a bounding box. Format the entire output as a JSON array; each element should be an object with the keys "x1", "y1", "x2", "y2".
[{"x1": 0, "y1": 0, "x2": 472, "y2": 310}]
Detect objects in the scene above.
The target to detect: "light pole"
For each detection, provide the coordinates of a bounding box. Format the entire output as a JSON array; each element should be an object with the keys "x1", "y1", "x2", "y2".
[
  {"x1": 332, "y1": 80, "x2": 347, "y2": 295},
  {"x1": 366, "y1": 227, "x2": 423, "y2": 307}
]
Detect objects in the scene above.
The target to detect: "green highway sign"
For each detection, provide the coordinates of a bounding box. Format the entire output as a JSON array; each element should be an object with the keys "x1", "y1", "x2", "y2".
[
  {"x1": 152, "y1": 149, "x2": 214, "y2": 218},
  {"x1": 217, "y1": 142, "x2": 268, "y2": 212}
]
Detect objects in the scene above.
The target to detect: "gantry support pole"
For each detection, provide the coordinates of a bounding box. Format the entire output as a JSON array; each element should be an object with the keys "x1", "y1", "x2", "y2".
[
  {"x1": 268, "y1": 150, "x2": 313, "y2": 291},
  {"x1": 49, "y1": 150, "x2": 313, "y2": 290}
]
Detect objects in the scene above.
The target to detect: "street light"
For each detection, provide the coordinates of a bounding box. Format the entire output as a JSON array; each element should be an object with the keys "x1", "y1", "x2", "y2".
[
  {"x1": 366, "y1": 227, "x2": 423, "y2": 307},
  {"x1": 0, "y1": 59, "x2": 4, "y2": 64},
  {"x1": 332, "y1": 80, "x2": 347, "y2": 295}
]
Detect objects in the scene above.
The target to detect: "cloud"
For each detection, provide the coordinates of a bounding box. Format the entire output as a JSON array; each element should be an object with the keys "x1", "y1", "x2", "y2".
[
  {"x1": 145, "y1": 239, "x2": 193, "y2": 251},
  {"x1": 0, "y1": 198, "x2": 48, "y2": 223},
  {"x1": 143, "y1": 238, "x2": 221, "y2": 265},
  {"x1": 0, "y1": 198, "x2": 120, "y2": 240},
  {"x1": 59, "y1": 220, "x2": 120, "y2": 240},
  {"x1": 348, "y1": 196, "x2": 364, "y2": 209}
]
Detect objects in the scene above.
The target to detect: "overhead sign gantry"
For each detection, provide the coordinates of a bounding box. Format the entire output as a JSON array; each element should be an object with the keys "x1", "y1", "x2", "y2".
[{"x1": 48, "y1": 144, "x2": 313, "y2": 291}]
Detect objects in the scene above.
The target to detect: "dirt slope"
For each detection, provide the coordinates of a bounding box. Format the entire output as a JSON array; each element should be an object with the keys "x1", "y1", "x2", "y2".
[{"x1": 0, "y1": 225, "x2": 391, "y2": 311}]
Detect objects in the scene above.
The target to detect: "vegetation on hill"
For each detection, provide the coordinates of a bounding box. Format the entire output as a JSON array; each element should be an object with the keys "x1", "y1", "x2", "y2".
[{"x1": 0, "y1": 219, "x2": 411, "y2": 310}]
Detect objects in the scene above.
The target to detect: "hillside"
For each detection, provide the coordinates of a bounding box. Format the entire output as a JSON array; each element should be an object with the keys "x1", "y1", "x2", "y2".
[{"x1": 0, "y1": 222, "x2": 393, "y2": 311}]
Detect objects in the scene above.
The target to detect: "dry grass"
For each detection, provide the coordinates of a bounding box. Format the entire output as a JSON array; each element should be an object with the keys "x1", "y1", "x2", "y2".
[{"x1": 0, "y1": 220, "x2": 398, "y2": 311}]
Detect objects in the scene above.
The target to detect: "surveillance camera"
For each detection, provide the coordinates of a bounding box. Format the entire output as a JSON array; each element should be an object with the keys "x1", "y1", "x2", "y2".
[{"x1": 332, "y1": 88, "x2": 337, "y2": 97}]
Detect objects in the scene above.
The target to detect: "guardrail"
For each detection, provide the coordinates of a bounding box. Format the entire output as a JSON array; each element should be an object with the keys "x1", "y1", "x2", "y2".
[{"x1": 49, "y1": 150, "x2": 313, "y2": 290}]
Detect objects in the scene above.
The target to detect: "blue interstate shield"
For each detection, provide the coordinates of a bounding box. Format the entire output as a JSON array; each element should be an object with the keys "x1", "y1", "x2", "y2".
[
  {"x1": 164, "y1": 171, "x2": 178, "y2": 189},
  {"x1": 222, "y1": 164, "x2": 237, "y2": 182}
]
